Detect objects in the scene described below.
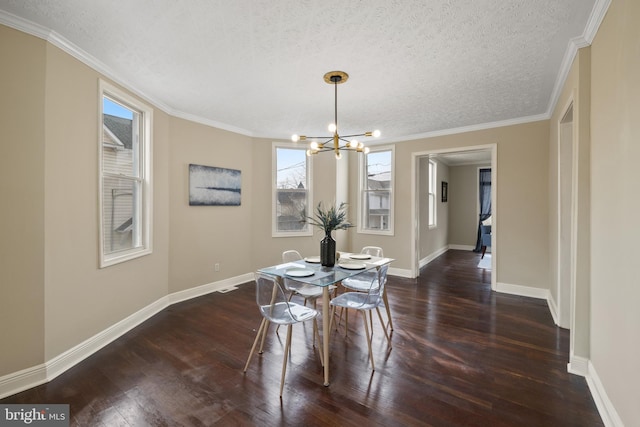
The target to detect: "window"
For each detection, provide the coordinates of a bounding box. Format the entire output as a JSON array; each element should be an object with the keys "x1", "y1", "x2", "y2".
[
  {"x1": 273, "y1": 144, "x2": 312, "y2": 236},
  {"x1": 359, "y1": 147, "x2": 394, "y2": 235},
  {"x1": 99, "y1": 80, "x2": 152, "y2": 267},
  {"x1": 428, "y1": 159, "x2": 437, "y2": 228}
]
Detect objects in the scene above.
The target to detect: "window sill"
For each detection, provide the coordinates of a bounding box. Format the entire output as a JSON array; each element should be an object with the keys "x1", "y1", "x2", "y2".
[
  {"x1": 357, "y1": 228, "x2": 394, "y2": 236},
  {"x1": 100, "y1": 247, "x2": 152, "y2": 268}
]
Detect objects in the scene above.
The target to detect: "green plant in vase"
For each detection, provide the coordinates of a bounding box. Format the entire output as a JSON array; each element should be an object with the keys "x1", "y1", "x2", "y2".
[{"x1": 305, "y1": 202, "x2": 353, "y2": 266}]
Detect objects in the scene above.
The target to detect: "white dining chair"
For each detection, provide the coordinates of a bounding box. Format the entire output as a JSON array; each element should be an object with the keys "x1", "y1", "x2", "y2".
[
  {"x1": 282, "y1": 250, "x2": 336, "y2": 305},
  {"x1": 341, "y1": 247, "x2": 393, "y2": 331},
  {"x1": 243, "y1": 272, "x2": 323, "y2": 397},
  {"x1": 330, "y1": 265, "x2": 391, "y2": 371}
]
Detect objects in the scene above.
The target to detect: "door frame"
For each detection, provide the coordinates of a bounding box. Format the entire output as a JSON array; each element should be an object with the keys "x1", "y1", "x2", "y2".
[
  {"x1": 556, "y1": 94, "x2": 579, "y2": 336},
  {"x1": 410, "y1": 143, "x2": 497, "y2": 291}
]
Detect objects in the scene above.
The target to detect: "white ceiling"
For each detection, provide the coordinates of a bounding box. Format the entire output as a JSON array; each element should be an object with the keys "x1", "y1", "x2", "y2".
[{"x1": 0, "y1": 0, "x2": 600, "y2": 142}]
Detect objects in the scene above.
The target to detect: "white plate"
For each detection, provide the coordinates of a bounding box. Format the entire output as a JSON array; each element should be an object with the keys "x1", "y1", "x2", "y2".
[
  {"x1": 285, "y1": 268, "x2": 315, "y2": 277},
  {"x1": 305, "y1": 256, "x2": 321, "y2": 263},
  {"x1": 338, "y1": 262, "x2": 366, "y2": 270},
  {"x1": 349, "y1": 254, "x2": 371, "y2": 260}
]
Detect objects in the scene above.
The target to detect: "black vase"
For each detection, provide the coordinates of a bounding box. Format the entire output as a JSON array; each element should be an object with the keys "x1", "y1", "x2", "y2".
[{"x1": 320, "y1": 231, "x2": 336, "y2": 267}]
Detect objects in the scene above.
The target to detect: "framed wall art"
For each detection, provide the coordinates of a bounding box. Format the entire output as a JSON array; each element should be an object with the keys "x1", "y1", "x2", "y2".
[{"x1": 189, "y1": 164, "x2": 241, "y2": 206}]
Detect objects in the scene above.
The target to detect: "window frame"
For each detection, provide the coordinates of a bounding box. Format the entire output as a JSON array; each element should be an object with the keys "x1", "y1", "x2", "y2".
[
  {"x1": 357, "y1": 145, "x2": 394, "y2": 236},
  {"x1": 272, "y1": 142, "x2": 313, "y2": 237},
  {"x1": 98, "y1": 79, "x2": 153, "y2": 268},
  {"x1": 428, "y1": 159, "x2": 437, "y2": 229}
]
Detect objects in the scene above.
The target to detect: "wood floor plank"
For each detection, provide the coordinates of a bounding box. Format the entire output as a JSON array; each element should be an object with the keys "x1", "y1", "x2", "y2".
[{"x1": 1, "y1": 250, "x2": 603, "y2": 426}]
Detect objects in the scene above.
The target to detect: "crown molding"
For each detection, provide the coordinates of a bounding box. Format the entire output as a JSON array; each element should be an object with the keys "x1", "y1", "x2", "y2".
[
  {"x1": 583, "y1": 0, "x2": 612, "y2": 44},
  {"x1": 545, "y1": 36, "x2": 585, "y2": 117},
  {"x1": 0, "y1": 10, "x2": 174, "y2": 115},
  {"x1": 378, "y1": 113, "x2": 548, "y2": 144},
  {"x1": 0, "y1": 9, "x2": 258, "y2": 137},
  {"x1": 0, "y1": 1, "x2": 613, "y2": 143},
  {"x1": 545, "y1": 0, "x2": 611, "y2": 119},
  {"x1": 171, "y1": 110, "x2": 254, "y2": 137},
  {"x1": 0, "y1": 9, "x2": 49, "y2": 39}
]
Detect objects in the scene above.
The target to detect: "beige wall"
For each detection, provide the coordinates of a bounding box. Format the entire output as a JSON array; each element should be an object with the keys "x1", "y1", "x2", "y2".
[
  {"x1": 0, "y1": 25, "x2": 171, "y2": 371},
  {"x1": 590, "y1": 0, "x2": 640, "y2": 424},
  {"x1": 418, "y1": 157, "x2": 449, "y2": 259},
  {"x1": 42, "y1": 44, "x2": 171, "y2": 359},
  {"x1": 0, "y1": 26, "x2": 46, "y2": 375},
  {"x1": 168, "y1": 117, "x2": 253, "y2": 292},
  {"x1": 351, "y1": 122, "x2": 549, "y2": 289},
  {"x1": 448, "y1": 164, "x2": 491, "y2": 248}
]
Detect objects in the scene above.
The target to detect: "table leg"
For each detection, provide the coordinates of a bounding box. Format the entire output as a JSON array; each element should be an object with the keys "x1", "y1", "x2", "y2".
[{"x1": 322, "y1": 286, "x2": 330, "y2": 386}]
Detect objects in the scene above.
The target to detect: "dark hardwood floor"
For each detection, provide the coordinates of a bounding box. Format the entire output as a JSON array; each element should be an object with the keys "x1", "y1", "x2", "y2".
[{"x1": 2, "y1": 250, "x2": 603, "y2": 426}]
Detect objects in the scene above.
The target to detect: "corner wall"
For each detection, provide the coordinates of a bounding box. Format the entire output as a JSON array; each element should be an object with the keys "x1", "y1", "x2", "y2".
[
  {"x1": 351, "y1": 121, "x2": 550, "y2": 291},
  {"x1": 168, "y1": 117, "x2": 254, "y2": 293},
  {"x1": 589, "y1": 0, "x2": 640, "y2": 423},
  {"x1": 42, "y1": 43, "x2": 171, "y2": 360},
  {"x1": 0, "y1": 25, "x2": 46, "y2": 376}
]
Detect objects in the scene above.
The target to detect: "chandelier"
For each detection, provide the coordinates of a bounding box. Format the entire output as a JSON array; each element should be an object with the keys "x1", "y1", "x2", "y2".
[{"x1": 291, "y1": 71, "x2": 380, "y2": 159}]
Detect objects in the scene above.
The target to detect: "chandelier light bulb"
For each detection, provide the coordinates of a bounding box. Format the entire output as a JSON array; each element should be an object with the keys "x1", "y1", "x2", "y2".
[{"x1": 291, "y1": 71, "x2": 379, "y2": 159}]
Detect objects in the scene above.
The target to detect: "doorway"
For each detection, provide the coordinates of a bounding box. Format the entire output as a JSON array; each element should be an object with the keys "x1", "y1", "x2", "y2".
[{"x1": 410, "y1": 145, "x2": 497, "y2": 290}]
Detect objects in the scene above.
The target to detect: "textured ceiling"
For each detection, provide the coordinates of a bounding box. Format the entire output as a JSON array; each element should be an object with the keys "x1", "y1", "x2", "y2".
[{"x1": 0, "y1": 0, "x2": 598, "y2": 141}]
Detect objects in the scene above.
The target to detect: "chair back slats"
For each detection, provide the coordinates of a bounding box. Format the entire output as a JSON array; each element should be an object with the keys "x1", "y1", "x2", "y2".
[
  {"x1": 282, "y1": 250, "x2": 303, "y2": 262},
  {"x1": 361, "y1": 246, "x2": 384, "y2": 257}
]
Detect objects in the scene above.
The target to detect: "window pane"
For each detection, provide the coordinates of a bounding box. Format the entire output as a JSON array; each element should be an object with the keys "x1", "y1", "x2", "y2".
[
  {"x1": 276, "y1": 189, "x2": 307, "y2": 230},
  {"x1": 366, "y1": 151, "x2": 391, "y2": 190},
  {"x1": 99, "y1": 82, "x2": 151, "y2": 267},
  {"x1": 363, "y1": 150, "x2": 391, "y2": 231},
  {"x1": 102, "y1": 97, "x2": 139, "y2": 177},
  {"x1": 102, "y1": 176, "x2": 141, "y2": 254},
  {"x1": 363, "y1": 190, "x2": 390, "y2": 229},
  {"x1": 428, "y1": 160, "x2": 437, "y2": 227},
  {"x1": 275, "y1": 148, "x2": 309, "y2": 233}
]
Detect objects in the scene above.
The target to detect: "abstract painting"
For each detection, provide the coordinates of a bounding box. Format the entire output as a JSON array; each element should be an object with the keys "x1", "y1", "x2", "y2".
[{"x1": 189, "y1": 164, "x2": 241, "y2": 206}]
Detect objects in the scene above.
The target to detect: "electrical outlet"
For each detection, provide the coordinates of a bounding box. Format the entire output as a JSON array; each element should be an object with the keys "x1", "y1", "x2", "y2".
[{"x1": 215, "y1": 263, "x2": 220, "y2": 272}]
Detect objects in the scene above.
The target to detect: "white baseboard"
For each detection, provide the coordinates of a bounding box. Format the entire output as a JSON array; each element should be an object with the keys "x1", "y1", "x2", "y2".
[
  {"x1": 168, "y1": 273, "x2": 254, "y2": 305},
  {"x1": 547, "y1": 293, "x2": 559, "y2": 326},
  {"x1": 419, "y1": 246, "x2": 449, "y2": 269},
  {"x1": 568, "y1": 354, "x2": 589, "y2": 376},
  {"x1": 0, "y1": 273, "x2": 253, "y2": 400},
  {"x1": 46, "y1": 296, "x2": 171, "y2": 383},
  {"x1": 388, "y1": 267, "x2": 413, "y2": 278},
  {"x1": 448, "y1": 244, "x2": 475, "y2": 251},
  {"x1": 495, "y1": 282, "x2": 550, "y2": 300},
  {"x1": 585, "y1": 360, "x2": 624, "y2": 427},
  {"x1": 0, "y1": 364, "x2": 48, "y2": 401}
]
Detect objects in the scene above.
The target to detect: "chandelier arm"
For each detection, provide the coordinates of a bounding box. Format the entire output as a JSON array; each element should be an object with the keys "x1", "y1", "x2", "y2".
[
  {"x1": 294, "y1": 71, "x2": 377, "y2": 157},
  {"x1": 339, "y1": 133, "x2": 369, "y2": 139},
  {"x1": 302, "y1": 136, "x2": 334, "y2": 141}
]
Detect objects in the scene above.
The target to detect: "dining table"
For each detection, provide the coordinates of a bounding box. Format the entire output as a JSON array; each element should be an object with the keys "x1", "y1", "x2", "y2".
[{"x1": 257, "y1": 252, "x2": 394, "y2": 386}]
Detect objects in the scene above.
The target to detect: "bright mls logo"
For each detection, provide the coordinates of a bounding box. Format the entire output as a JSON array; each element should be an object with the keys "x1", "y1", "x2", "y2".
[{"x1": 0, "y1": 405, "x2": 69, "y2": 426}]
